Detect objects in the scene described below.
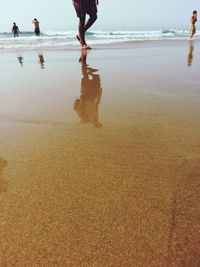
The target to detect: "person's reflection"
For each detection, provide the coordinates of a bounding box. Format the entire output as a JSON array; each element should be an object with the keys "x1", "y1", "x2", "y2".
[
  {"x1": 187, "y1": 40, "x2": 194, "y2": 67},
  {"x1": 74, "y1": 50, "x2": 102, "y2": 128},
  {"x1": 0, "y1": 158, "x2": 7, "y2": 193},
  {"x1": 17, "y1": 56, "x2": 24, "y2": 67},
  {"x1": 38, "y1": 54, "x2": 45, "y2": 69}
]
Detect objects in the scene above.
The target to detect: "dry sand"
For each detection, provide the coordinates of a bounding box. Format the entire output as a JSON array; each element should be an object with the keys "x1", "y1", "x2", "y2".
[{"x1": 0, "y1": 41, "x2": 200, "y2": 266}]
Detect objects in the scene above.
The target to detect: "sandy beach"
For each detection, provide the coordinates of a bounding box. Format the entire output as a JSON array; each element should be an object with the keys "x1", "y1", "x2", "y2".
[{"x1": 0, "y1": 41, "x2": 200, "y2": 266}]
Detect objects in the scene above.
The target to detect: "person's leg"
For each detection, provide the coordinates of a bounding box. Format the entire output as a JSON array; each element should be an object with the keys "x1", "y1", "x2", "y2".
[
  {"x1": 84, "y1": 13, "x2": 97, "y2": 32},
  {"x1": 191, "y1": 30, "x2": 195, "y2": 38},
  {"x1": 78, "y1": 15, "x2": 87, "y2": 45},
  {"x1": 190, "y1": 25, "x2": 196, "y2": 39},
  {"x1": 78, "y1": 13, "x2": 97, "y2": 49}
]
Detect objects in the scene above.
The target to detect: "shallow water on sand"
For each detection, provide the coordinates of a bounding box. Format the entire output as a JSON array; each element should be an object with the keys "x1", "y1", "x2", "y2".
[{"x1": 0, "y1": 42, "x2": 200, "y2": 266}]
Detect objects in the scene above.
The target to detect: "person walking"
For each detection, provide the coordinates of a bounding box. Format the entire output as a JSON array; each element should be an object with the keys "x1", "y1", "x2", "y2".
[{"x1": 73, "y1": 0, "x2": 99, "y2": 49}]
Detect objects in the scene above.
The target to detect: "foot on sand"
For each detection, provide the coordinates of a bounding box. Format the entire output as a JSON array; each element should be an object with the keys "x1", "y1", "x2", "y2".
[
  {"x1": 76, "y1": 35, "x2": 92, "y2": 50},
  {"x1": 82, "y1": 44, "x2": 92, "y2": 50},
  {"x1": 76, "y1": 35, "x2": 84, "y2": 46}
]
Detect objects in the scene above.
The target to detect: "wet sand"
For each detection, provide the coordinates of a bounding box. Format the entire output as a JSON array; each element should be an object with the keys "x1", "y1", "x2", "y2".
[{"x1": 0, "y1": 41, "x2": 200, "y2": 266}]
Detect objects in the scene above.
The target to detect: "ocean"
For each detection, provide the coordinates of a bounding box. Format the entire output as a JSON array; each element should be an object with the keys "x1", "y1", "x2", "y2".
[{"x1": 0, "y1": 30, "x2": 199, "y2": 51}]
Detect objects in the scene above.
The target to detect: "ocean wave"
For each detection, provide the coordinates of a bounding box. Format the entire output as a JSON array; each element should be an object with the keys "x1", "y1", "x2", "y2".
[{"x1": 0, "y1": 30, "x2": 199, "y2": 51}]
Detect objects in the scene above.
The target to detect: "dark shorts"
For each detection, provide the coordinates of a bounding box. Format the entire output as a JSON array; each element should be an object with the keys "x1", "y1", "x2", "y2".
[
  {"x1": 35, "y1": 27, "x2": 40, "y2": 35},
  {"x1": 73, "y1": 0, "x2": 97, "y2": 17},
  {"x1": 13, "y1": 31, "x2": 19, "y2": 37}
]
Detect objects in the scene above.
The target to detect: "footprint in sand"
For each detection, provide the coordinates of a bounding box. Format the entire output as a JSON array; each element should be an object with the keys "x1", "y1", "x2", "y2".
[{"x1": 0, "y1": 158, "x2": 8, "y2": 193}]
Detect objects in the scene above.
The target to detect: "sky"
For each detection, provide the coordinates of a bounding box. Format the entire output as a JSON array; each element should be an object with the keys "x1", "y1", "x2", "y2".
[{"x1": 0, "y1": 0, "x2": 199, "y2": 32}]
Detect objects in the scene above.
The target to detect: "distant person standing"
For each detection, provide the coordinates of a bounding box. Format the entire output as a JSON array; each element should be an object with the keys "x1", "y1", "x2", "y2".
[
  {"x1": 73, "y1": 0, "x2": 99, "y2": 49},
  {"x1": 32, "y1": 18, "x2": 40, "y2": 36},
  {"x1": 190, "y1": 10, "x2": 197, "y2": 39},
  {"x1": 12, "y1": 22, "x2": 19, "y2": 37}
]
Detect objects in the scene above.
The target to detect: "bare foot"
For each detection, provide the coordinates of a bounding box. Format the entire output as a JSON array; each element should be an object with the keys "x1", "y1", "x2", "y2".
[{"x1": 82, "y1": 44, "x2": 92, "y2": 50}]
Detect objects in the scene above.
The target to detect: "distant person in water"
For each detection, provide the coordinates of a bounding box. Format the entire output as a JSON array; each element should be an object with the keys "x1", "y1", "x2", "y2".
[
  {"x1": 32, "y1": 18, "x2": 40, "y2": 36},
  {"x1": 12, "y1": 22, "x2": 19, "y2": 37},
  {"x1": 190, "y1": 10, "x2": 197, "y2": 38},
  {"x1": 73, "y1": 0, "x2": 99, "y2": 49}
]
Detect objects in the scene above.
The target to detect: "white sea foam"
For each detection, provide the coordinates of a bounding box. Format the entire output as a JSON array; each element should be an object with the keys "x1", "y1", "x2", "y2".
[{"x1": 0, "y1": 30, "x2": 199, "y2": 51}]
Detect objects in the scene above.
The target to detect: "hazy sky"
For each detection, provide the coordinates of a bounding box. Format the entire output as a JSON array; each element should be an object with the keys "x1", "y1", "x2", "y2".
[{"x1": 0, "y1": 0, "x2": 199, "y2": 32}]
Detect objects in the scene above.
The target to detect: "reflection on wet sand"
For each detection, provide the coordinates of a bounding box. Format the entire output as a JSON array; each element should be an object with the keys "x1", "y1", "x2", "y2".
[
  {"x1": 38, "y1": 54, "x2": 45, "y2": 69},
  {"x1": 17, "y1": 56, "x2": 24, "y2": 67},
  {"x1": 16, "y1": 54, "x2": 45, "y2": 69},
  {"x1": 0, "y1": 158, "x2": 7, "y2": 193},
  {"x1": 74, "y1": 50, "x2": 102, "y2": 128},
  {"x1": 187, "y1": 40, "x2": 194, "y2": 67}
]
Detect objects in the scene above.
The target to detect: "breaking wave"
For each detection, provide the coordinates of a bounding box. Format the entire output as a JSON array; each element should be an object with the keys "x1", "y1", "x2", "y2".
[{"x1": 0, "y1": 29, "x2": 198, "y2": 51}]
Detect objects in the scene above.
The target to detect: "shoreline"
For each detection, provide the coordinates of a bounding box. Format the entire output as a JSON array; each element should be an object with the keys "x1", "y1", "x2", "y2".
[{"x1": 0, "y1": 38, "x2": 199, "y2": 53}]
